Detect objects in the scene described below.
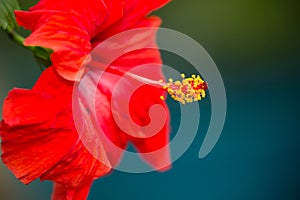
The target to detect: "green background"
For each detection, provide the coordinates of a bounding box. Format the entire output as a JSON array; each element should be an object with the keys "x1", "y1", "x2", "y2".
[{"x1": 0, "y1": 0, "x2": 299, "y2": 199}]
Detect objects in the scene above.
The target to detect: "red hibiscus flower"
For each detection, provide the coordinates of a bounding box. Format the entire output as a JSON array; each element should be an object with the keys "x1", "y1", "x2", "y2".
[{"x1": 0, "y1": 0, "x2": 171, "y2": 199}]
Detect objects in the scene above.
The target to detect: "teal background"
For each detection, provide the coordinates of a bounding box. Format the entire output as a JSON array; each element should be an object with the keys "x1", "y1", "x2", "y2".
[{"x1": 0, "y1": 0, "x2": 299, "y2": 199}]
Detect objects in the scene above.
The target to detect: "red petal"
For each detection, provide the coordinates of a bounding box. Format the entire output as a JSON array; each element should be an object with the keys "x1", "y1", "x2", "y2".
[
  {"x1": 40, "y1": 140, "x2": 110, "y2": 188},
  {"x1": 129, "y1": 84, "x2": 171, "y2": 171},
  {"x1": 2, "y1": 68, "x2": 73, "y2": 129},
  {"x1": 77, "y1": 68, "x2": 171, "y2": 170},
  {"x1": 1, "y1": 121, "x2": 76, "y2": 184},
  {"x1": 14, "y1": 0, "x2": 170, "y2": 80},
  {"x1": 102, "y1": 73, "x2": 171, "y2": 171},
  {"x1": 15, "y1": 10, "x2": 92, "y2": 81},
  {"x1": 30, "y1": 0, "x2": 124, "y2": 34},
  {"x1": 92, "y1": 0, "x2": 170, "y2": 44},
  {"x1": 1, "y1": 67, "x2": 110, "y2": 188},
  {"x1": 51, "y1": 182, "x2": 92, "y2": 200},
  {"x1": 15, "y1": 0, "x2": 123, "y2": 80},
  {"x1": 84, "y1": 4, "x2": 172, "y2": 169}
]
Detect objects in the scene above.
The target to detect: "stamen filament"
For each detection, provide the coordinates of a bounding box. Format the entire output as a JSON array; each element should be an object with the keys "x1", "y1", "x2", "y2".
[{"x1": 105, "y1": 67, "x2": 208, "y2": 104}]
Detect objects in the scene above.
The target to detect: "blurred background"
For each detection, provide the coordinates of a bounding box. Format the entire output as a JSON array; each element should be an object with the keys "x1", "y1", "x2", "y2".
[{"x1": 0, "y1": 0, "x2": 299, "y2": 199}]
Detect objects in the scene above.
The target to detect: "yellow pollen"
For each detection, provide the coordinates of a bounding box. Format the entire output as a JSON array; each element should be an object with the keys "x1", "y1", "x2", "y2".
[
  {"x1": 162, "y1": 74, "x2": 208, "y2": 104},
  {"x1": 160, "y1": 96, "x2": 165, "y2": 100}
]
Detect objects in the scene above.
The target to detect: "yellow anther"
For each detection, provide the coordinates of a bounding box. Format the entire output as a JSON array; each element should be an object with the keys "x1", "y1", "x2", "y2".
[
  {"x1": 162, "y1": 73, "x2": 208, "y2": 104},
  {"x1": 160, "y1": 95, "x2": 165, "y2": 100},
  {"x1": 182, "y1": 79, "x2": 189, "y2": 85},
  {"x1": 175, "y1": 81, "x2": 181, "y2": 85},
  {"x1": 201, "y1": 90, "x2": 206, "y2": 98}
]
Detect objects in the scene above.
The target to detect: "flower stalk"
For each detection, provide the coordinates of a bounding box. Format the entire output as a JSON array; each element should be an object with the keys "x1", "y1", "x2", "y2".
[
  {"x1": 4, "y1": 25, "x2": 52, "y2": 69},
  {"x1": 5, "y1": 25, "x2": 24, "y2": 46}
]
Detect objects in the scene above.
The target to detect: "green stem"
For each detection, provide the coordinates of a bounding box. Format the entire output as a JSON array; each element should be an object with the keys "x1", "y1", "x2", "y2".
[
  {"x1": 5, "y1": 25, "x2": 25, "y2": 47},
  {"x1": 4, "y1": 26, "x2": 52, "y2": 69}
]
